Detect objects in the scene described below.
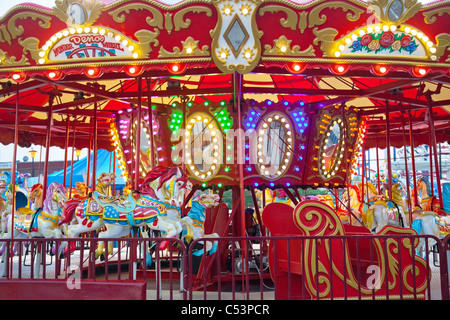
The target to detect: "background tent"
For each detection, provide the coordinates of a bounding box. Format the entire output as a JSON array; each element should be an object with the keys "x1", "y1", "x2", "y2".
[{"x1": 29, "y1": 149, "x2": 126, "y2": 190}]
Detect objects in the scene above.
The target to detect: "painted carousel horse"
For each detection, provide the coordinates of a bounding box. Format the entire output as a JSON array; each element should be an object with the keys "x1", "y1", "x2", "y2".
[
  {"x1": 2, "y1": 171, "x2": 29, "y2": 211},
  {"x1": 347, "y1": 183, "x2": 399, "y2": 233},
  {"x1": 63, "y1": 166, "x2": 193, "y2": 259},
  {"x1": 95, "y1": 172, "x2": 116, "y2": 196},
  {"x1": 414, "y1": 176, "x2": 447, "y2": 215},
  {"x1": 184, "y1": 192, "x2": 221, "y2": 256},
  {"x1": 316, "y1": 194, "x2": 351, "y2": 223},
  {"x1": 0, "y1": 182, "x2": 68, "y2": 277},
  {"x1": 408, "y1": 178, "x2": 450, "y2": 255}
]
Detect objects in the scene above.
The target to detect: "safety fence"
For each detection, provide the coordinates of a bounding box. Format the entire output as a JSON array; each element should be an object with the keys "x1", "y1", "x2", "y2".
[{"x1": 0, "y1": 234, "x2": 448, "y2": 300}]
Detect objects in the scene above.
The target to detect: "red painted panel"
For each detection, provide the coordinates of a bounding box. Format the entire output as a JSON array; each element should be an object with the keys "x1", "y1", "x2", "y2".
[{"x1": 0, "y1": 279, "x2": 147, "y2": 300}]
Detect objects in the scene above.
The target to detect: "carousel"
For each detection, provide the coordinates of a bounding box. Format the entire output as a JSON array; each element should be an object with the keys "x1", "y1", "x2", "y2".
[{"x1": 0, "y1": 0, "x2": 449, "y2": 300}]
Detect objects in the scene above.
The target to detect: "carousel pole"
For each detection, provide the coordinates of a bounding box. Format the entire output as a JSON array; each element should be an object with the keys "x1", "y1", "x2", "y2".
[
  {"x1": 86, "y1": 126, "x2": 92, "y2": 192},
  {"x1": 426, "y1": 94, "x2": 444, "y2": 210},
  {"x1": 146, "y1": 77, "x2": 155, "y2": 168},
  {"x1": 10, "y1": 83, "x2": 20, "y2": 240},
  {"x1": 69, "y1": 118, "x2": 77, "y2": 198},
  {"x1": 92, "y1": 102, "x2": 98, "y2": 192},
  {"x1": 234, "y1": 71, "x2": 247, "y2": 293},
  {"x1": 63, "y1": 116, "x2": 70, "y2": 189},
  {"x1": 408, "y1": 110, "x2": 419, "y2": 207},
  {"x1": 376, "y1": 139, "x2": 381, "y2": 194},
  {"x1": 385, "y1": 100, "x2": 393, "y2": 201},
  {"x1": 429, "y1": 128, "x2": 434, "y2": 196},
  {"x1": 42, "y1": 93, "x2": 54, "y2": 200},
  {"x1": 130, "y1": 77, "x2": 142, "y2": 280},
  {"x1": 135, "y1": 77, "x2": 142, "y2": 190},
  {"x1": 6, "y1": 83, "x2": 21, "y2": 278},
  {"x1": 400, "y1": 111, "x2": 412, "y2": 225},
  {"x1": 361, "y1": 144, "x2": 365, "y2": 203}
]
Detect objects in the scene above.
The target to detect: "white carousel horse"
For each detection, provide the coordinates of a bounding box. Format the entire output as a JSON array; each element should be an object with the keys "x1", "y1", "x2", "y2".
[
  {"x1": 63, "y1": 166, "x2": 194, "y2": 259},
  {"x1": 0, "y1": 182, "x2": 68, "y2": 277}
]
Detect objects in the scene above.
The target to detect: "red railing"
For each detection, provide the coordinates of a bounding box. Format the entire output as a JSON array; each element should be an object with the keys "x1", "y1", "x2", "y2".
[{"x1": 0, "y1": 234, "x2": 448, "y2": 300}]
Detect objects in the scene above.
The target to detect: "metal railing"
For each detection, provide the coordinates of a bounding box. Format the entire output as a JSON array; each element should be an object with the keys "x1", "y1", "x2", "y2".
[{"x1": 0, "y1": 234, "x2": 448, "y2": 300}]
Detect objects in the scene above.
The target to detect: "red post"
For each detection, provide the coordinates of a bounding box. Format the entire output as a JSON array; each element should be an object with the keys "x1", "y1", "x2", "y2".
[
  {"x1": 385, "y1": 100, "x2": 392, "y2": 201},
  {"x1": 10, "y1": 83, "x2": 20, "y2": 241},
  {"x1": 361, "y1": 144, "x2": 365, "y2": 202},
  {"x1": 146, "y1": 77, "x2": 155, "y2": 168},
  {"x1": 426, "y1": 95, "x2": 444, "y2": 210},
  {"x1": 400, "y1": 111, "x2": 412, "y2": 225},
  {"x1": 376, "y1": 139, "x2": 381, "y2": 194},
  {"x1": 234, "y1": 72, "x2": 247, "y2": 291},
  {"x1": 92, "y1": 102, "x2": 98, "y2": 192},
  {"x1": 408, "y1": 110, "x2": 418, "y2": 207},
  {"x1": 42, "y1": 94, "x2": 54, "y2": 200},
  {"x1": 86, "y1": 126, "x2": 92, "y2": 191},
  {"x1": 63, "y1": 116, "x2": 70, "y2": 189},
  {"x1": 69, "y1": 118, "x2": 77, "y2": 198},
  {"x1": 135, "y1": 77, "x2": 142, "y2": 190}
]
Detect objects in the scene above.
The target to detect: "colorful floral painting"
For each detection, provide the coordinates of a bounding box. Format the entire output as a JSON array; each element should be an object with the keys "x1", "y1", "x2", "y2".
[{"x1": 349, "y1": 31, "x2": 418, "y2": 55}]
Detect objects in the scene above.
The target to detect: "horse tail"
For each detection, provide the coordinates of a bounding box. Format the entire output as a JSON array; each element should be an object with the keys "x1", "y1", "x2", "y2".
[
  {"x1": 59, "y1": 199, "x2": 80, "y2": 226},
  {"x1": 412, "y1": 219, "x2": 422, "y2": 235}
]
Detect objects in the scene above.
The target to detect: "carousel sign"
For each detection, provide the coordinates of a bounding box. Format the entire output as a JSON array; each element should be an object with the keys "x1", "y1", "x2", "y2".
[{"x1": 47, "y1": 30, "x2": 137, "y2": 61}]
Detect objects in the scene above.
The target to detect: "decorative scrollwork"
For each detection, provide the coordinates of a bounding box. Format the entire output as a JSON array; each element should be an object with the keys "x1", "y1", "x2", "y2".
[{"x1": 263, "y1": 35, "x2": 315, "y2": 56}]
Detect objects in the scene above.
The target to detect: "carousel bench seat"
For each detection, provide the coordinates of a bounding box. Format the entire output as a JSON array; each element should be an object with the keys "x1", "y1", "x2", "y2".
[{"x1": 263, "y1": 200, "x2": 429, "y2": 300}]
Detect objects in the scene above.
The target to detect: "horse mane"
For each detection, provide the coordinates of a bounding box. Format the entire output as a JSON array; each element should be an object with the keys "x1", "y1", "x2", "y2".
[
  {"x1": 348, "y1": 184, "x2": 362, "y2": 203},
  {"x1": 43, "y1": 183, "x2": 64, "y2": 213},
  {"x1": 140, "y1": 166, "x2": 185, "y2": 198},
  {"x1": 417, "y1": 176, "x2": 431, "y2": 197},
  {"x1": 30, "y1": 183, "x2": 43, "y2": 193},
  {"x1": 59, "y1": 199, "x2": 80, "y2": 226}
]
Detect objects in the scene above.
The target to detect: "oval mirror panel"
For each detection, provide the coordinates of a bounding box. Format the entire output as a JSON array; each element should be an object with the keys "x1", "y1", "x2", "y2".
[{"x1": 255, "y1": 112, "x2": 294, "y2": 179}]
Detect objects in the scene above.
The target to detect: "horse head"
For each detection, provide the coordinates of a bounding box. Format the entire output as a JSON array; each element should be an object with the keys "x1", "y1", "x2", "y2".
[
  {"x1": 43, "y1": 183, "x2": 67, "y2": 217},
  {"x1": 29, "y1": 184, "x2": 44, "y2": 208},
  {"x1": 193, "y1": 192, "x2": 220, "y2": 209},
  {"x1": 97, "y1": 173, "x2": 116, "y2": 186},
  {"x1": 140, "y1": 166, "x2": 192, "y2": 209},
  {"x1": 416, "y1": 176, "x2": 431, "y2": 198},
  {"x1": 75, "y1": 181, "x2": 88, "y2": 198}
]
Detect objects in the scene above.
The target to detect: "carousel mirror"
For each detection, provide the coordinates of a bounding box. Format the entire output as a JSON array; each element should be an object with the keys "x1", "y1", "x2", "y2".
[
  {"x1": 319, "y1": 116, "x2": 344, "y2": 178},
  {"x1": 387, "y1": 0, "x2": 403, "y2": 22},
  {"x1": 255, "y1": 112, "x2": 294, "y2": 179},
  {"x1": 186, "y1": 114, "x2": 221, "y2": 180}
]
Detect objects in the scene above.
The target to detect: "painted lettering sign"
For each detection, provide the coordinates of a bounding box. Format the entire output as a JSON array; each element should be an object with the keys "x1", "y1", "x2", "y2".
[{"x1": 48, "y1": 32, "x2": 134, "y2": 61}]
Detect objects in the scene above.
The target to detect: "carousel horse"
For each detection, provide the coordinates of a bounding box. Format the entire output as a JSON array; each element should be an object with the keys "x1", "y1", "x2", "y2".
[
  {"x1": 184, "y1": 192, "x2": 221, "y2": 256},
  {"x1": 29, "y1": 183, "x2": 44, "y2": 210},
  {"x1": 63, "y1": 166, "x2": 194, "y2": 259},
  {"x1": 408, "y1": 179, "x2": 450, "y2": 256},
  {"x1": 347, "y1": 183, "x2": 390, "y2": 233},
  {"x1": 316, "y1": 194, "x2": 351, "y2": 223},
  {"x1": 0, "y1": 182, "x2": 68, "y2": 277},
  {"x1": 2, "y1": 171, "x2": 29, "y2": 211},
  {"x1": 414, "y1": 176, "x2": 447, "y2": 215},
  {"x1": 95, "y1": 172, "x2": 116, "y2": 196}
]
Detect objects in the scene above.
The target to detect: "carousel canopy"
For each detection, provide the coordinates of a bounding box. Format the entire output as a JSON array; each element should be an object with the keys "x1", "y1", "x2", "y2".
[{"x1": 0, "y1": 0, "x2": 448, "y2": 187}]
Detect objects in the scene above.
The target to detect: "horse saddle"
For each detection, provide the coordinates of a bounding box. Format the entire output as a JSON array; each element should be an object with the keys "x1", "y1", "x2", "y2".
[
  {"x1": 419, "y1": 211, "x2": 450, "y2": 235},
  {"x1": 87, "y1": 192, "x2": 136, "y2": 216},
  {"x1": 14, "y1": 208, "x2": 41, "y2": 234}
]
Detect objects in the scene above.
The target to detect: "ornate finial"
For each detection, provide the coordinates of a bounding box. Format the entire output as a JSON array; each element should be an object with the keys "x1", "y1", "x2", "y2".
[
  {"x1": 53, "y1": 0, "x2": 105, "y2": 27},
  {"x1": 368, "y1": 0, "x2": 422, "y2": 24}
]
